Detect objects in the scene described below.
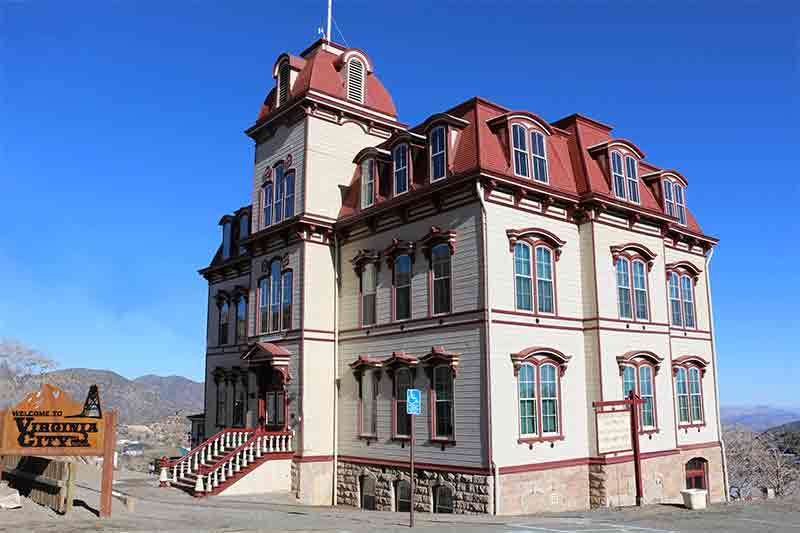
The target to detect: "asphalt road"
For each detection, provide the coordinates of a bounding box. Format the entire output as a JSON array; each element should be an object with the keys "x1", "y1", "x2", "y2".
[{"x1": 1, "y1": 472, "x2": 798, "y2": 532}]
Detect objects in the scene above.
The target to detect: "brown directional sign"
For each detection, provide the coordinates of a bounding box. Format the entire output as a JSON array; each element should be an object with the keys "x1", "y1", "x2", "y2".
[{"x1": 1, "y1": 383, "x2": 104, "y2": 454}]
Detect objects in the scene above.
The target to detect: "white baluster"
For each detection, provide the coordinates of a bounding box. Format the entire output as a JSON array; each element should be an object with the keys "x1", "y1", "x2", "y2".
[
  {"x1": 172, "y1": 465, "x2": 177, "y2": 482},
  {"x1": 195, "y1": 473, "x2": 205, "y2": 494},
  {"x1": 242, "y1": 447, "x2": 249, "y2": 468},
  {"x1": 256, "y1": 436, "x2": 262, "y2": 457},
  {"x1": 270, "y1": 435, "x2": 276, "y2": 452},
  {"x1": 279, "y1": 435, "x2": 285, "y2": 452},
  {"x1": 212, "y1": 469, "x2": 218, "y2": 488},
  {"x1": 249, "y1": 442, "x2": 255, "y2": 462},
  {"x1": 287, "y1": 433, "x2": 293, "y2": 452},
  {"x1": 228, "y1": 457, "x2": 234, "y2": 477},
  {"x1": 219, "y1": 463, "x2": 227, "y2": 483},
  {"x1": 235, "y1": 452, "x2": 242, "y2": 472},
  {"x1": 194, "y1": 451, "x2": 199, "y2": 471}
]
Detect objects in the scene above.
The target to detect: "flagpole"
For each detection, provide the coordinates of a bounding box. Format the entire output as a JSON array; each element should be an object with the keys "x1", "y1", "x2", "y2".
[{"x1": 326, "y1": 0, "x2": 332, "y2": 41}]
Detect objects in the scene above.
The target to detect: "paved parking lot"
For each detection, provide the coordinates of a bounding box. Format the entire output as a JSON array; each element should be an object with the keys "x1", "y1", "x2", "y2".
[{"x1": 1, "y1": 473, "x2": 798, "y2": 532}]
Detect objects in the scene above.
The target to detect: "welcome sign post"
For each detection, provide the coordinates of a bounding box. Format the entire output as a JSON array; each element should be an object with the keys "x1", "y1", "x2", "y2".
[
  {"x1": 0, "y1": 383, "x2": 117, "y2": 518},
  {"x1": 406, "y1": 388, "x2": 421, "y2": 528}
]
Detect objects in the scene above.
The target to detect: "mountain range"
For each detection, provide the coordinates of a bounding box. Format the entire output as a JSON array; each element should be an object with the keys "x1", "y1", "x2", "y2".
[
  {"x1": 0, "y1": 368, "x2": 204, "y2": 426},
  {"x1": 720, "y1": 405, "x2": 800, "y2": 432}
]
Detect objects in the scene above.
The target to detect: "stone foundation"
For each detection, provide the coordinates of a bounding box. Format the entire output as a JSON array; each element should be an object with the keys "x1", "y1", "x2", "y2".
[
  {"x1": 590, "y1": 445, "x2": 726, "y2": 508},
  {"x1": 337, "y1": 461, "x2": 493, "y2": 514},
  {"x1": 498, "y1": 464, "x2": 590, "y2": 515}
]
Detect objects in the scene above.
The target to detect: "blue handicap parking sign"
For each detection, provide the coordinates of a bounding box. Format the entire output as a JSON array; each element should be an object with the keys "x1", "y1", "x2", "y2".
[{"x1": 406, "y1": 388, "x2": 421, "y2": 415}]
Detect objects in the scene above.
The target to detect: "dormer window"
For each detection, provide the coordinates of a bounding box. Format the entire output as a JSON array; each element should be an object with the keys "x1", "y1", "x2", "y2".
[
  {"x1": 238, "y1": 213, "x2": 249, "y2": 255},
  {"x1": 611, "y1": 151, "x2": 625, "y2": 198},
  {"x1": 346, "y1": 58, "x2": 365, "y2": 104},
  {"x1": 625, "y1": 156, "x2": 640, "y2": 203},
  {"x1": 222, "y1": 220, "x2": 232, "y2": 260},
  {"x1": 277, "y1": 61, "x2": 290, "y2": 107},
  {"x1": 663, "y1": 179, "x2": 687, "y2": 225},
  {"x1": 531, "y1": 131, "x2": 549, "y2": 183},
  {"x1": 361, "y1": 159, "x2": 375, "y2": 208},
  {"x1": 430, "y1": 126, "x2": 446, "y2": 181},
  {"x1": 512, "y1": 124, "x2": 529, "y2": 178},
  {"x1": 393, "y1": 144, "x2": 408, "y2": 196}
]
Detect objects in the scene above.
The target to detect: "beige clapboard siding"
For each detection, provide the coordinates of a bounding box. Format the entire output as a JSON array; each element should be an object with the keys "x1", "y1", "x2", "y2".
[
  {"x1": 252, "y1": 120, "x2": 307, "y2": 229},
  {"x1": 338, "y1": 203, "x2": 482, "y2": 330},
  {"x1": 301, "y1": 339, "x2": 335, "y2": 455},
  {"x1": 305, "y1": 117, "x2": 386, "y2": 219},
  {"x1": 337, "y1": 324, "x2": 486, "y2": 468},
  {"x1": 303, "y1": 242, "x2": 336, "y2": 333}
]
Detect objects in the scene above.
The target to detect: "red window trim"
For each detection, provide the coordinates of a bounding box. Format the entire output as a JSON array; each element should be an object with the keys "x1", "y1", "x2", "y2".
[
  {"x1": 665, "y1": 264, "x2": 700, "y2": 331},
  {"x1": 616, "y1": 352, "x2": 662, "y2": 434},
  {"x1": 672, "y1": 356, "x2": 708, "y2": 428},
  {"x1": 383, "y1": 242, "x2": 414, "y2": 323},
  {"x1": 392, "y1": 143, "x2": 412, "y2": 198},
  {"x1": 352, "y1": 250, "x2": 381, "y2": 328},
  {"x1": 428, "y1": 364, "x2": 456, "y2": 444},
  {"x1": 350, "y1": 356, "x2": 382, "y2": 440},
  {"x1": 511, "y1": 348, "x2": 569, "y2": 443},
  {"x1": 615, "y1": 255, "x2": 652, "y2": 323},
  {"x1": 420, "y1": 229, "x2": 456, "y2": 318},
  {"x1": 390, "y1": 365, "x2": 416, "y2": 441},
  {"x1": 256, "y1": 258, "x2": 293, "y2": 334},
  {"x1": 257, "y1": 276, "x2": 269, "y2": 334}
]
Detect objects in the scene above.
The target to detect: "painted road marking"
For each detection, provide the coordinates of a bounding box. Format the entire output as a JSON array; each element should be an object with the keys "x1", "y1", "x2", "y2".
[
  {"x1": 508, "y1": 519, "x2": 678, "y2": 533},
  {"x1": 738, "y1": 517, "x2": 800, "y2": 528}
]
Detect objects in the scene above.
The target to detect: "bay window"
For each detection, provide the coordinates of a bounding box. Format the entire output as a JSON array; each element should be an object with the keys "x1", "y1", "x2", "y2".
[{"x1": 430, "y1": 126, "x2": 446, "y2": 181}]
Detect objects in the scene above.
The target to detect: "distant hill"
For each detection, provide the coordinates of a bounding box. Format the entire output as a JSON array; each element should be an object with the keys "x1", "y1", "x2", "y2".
[
  {"x1": 721, "y1": 405, "x2": 800, "y2": 432},
  {"x1": 0, "y1": 368, "x2": 204, "y2": 426}
]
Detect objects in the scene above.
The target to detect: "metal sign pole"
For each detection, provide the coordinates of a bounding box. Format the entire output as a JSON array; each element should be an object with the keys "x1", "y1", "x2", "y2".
[{"x1": 410, "y1": 412, "x2": 415, "y2": 528}]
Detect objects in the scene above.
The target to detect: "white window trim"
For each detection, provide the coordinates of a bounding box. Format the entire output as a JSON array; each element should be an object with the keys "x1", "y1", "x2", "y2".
[
  {"x1": 625, "y1": 155, "x2": 641, "y2": 205},
  {"x1": 514, "y1": 243, "x2": 533, "y2": 312},
  {"x1": 539, "y1": 363, "x2": 560, "y2": 436},
  {"x1": 535, "y1": 245, "x2": 555, "y2": 315},
  {"x1": 361, "y1": 159, "x2": 375, "y2": 208},
  {"x1": 616, "y1": 257, "x2": 633, "y2": 320},
  {"x1": 429, "y1": 126, "x2": 447, "y2": 182},
  {"x1": 517, "y1": 363, "x2": 537, "y2": 437},
  {"x1": 611, "y1": 150, "x2": 626, "y2": 199},
  {"x1": 511, "y1": 124, "x2": 530, "y2": 178},
  {"x1": 531, "y1": 130, "x2": 549, "y2": 184},
  {"x1": 631, "y1": 259, "x2": 649, "y2": 321},
  {"x1": 674, "y1": 183, "x2": 687, "y2": 226},
  {"x1": 393, "y1": 144, "x2": 409, "y2": 197}
]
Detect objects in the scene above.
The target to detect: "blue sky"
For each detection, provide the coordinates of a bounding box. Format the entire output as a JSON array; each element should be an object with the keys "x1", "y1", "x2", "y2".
[{"x1": 1, "y1": 2, "x2": 798, "y2": 406}]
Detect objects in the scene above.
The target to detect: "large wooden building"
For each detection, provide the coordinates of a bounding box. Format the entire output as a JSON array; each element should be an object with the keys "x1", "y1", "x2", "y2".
[{"x1": 192, "y1": 38, "x2": 726, "y2": 514}]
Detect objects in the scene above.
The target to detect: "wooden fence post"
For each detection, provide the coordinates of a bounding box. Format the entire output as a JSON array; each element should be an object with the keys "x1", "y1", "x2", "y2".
[
  {"x1": 64, "y1": 462, "x2": 76, "y2": 515},
  {"x1": 99, "y1": 410, "x2": 117, "y2": 519}
]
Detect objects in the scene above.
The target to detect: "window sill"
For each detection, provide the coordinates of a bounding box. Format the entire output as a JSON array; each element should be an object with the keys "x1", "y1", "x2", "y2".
[
  {"x1": 391, "y1": 435, "x2": 411, "y2": 442},
  {"x1": 639, "y1": 428, "x2": 659, "y2": 436},
  {"x1": 430, "y1": 438, "x2": 456, "y2": 446},
  {"x1": 358, "y1": 434, "x2": 378, "y2": 444},
  {"x1": 518, "y1": 435, "x2": 564, "y2": 445},
  {"x1": 679, "y1": 423, "x2": 706, "y2": 431}
]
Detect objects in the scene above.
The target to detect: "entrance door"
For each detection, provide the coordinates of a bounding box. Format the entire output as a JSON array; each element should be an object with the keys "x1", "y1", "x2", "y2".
[
  {"x1": 257, "y1": 366, "x2": 287, "y2": 431},
  {"x1": 685, "y1": 458, "x2": 708, "y2": 490}
]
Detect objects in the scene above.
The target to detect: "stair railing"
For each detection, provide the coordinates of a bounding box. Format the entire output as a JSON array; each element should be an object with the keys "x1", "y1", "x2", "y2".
[
  {"x1": 160, "y1": 428, "x2": 253, "y2": 486},
  {"x1": 192, "y1": 429, "x2": 294, "y2": 495}
]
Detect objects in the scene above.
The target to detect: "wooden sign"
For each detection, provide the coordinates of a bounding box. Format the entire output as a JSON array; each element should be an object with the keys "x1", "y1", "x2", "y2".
[
  {"x1": 596, "y1": 409, "x2": 632, "y2": 455},
  {"x1": 1, "y1": 383, "x2": 104, "y2": 454},
  {"x1": 0, "y1": 383, "x2": 117, "y2": 518}
]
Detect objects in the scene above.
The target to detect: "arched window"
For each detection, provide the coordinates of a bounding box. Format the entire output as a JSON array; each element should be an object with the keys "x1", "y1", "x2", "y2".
[
  {"x1": 395, "y1": 480, "x2": 411, "y2": 512},
  {"x1": 430, "y1": 126, "x2": 446, "y2": 181},
  {"x1": 681, "y1": 275, "x2": 696, "y2": 328},
  {"x1": 360, "y1": 263, "x2": 377, "y2": 326},
  {"x1": 361, "y1": 159, "x2": 375, "y2": 208},
  {"x1": 540, "y1": 364, "x2": 559, "y2": 434},
  {"x1": 277, "y1": 61, "x2": 290, "y2": 106},
  {"x1": 669, "y1": 272, "x2": 682, "y2": 326},
  {"x1": 258, "y1": 277, "x2": 269, "y2": 333},
  {"x1": 536, "y1": 246, "x2": 554, "y2": 314},
  {"x1": 531, "y1": 130, "x2": 548, "y2": 183},
  {"x1": 262, "y1": 182, "x2": 273, "y2": 228},
  {"x1": 360, "y1": 474, "x2": 376, "y2": 510},
  {"x1": 616, "y1": 257, "x2": 633, "y2": 319},
  {"x1": 663, "y1": 180, "x2": 675, "y2": 218},
  {"x1": 611, "y1": 151, "x2": 625, "y2": 199},
  {"x1": 283, "y1": 171, "x2": 295, "y2": 219},
  {"x1": 431, "y1": 244, "x2": 452, "y2": 315},
  {"x1": 689, "y1": 367, "x2": 703, "y2": 422},
  {"x1": 270, "y1": 261, "x2": 281, "y2": 331},
  {"x1": 621, "y1": 363, "x2": 656, "y2": 429},
  {"x1": 632, "y1": 260, "x2": 649, "y2": 320},
  {"x1": 514, "y1": 243, "x2": 533, "y2": 311},
  {"x1": 433, "y1": 484, "x2": 454, "y2": 513},
  {"x1": 663, "y1": 179, "x2": 687, "y2": 225},
  {"x1": 347, "y1": 58, "x2": 365, "y2": 104},
  {"x1": 432, "y1": 366, "x2": 454, "y2": 440},
  {"x1": 218, "y1": 300, "x2": 230, "y2": 345},
  {"x1": 393, "y1": 144, "x2": 408, "y2": 195},
  {"x1": 395, "y1": 368, "x2": 412, "y2": 437},
  {"x1": 518, "y1": 364, "x2": 536, "y2": 435},
  {"x1": 235, "y1": 295, "x2": 247, "y2": 343},
  {"x1": 625, "y1": 155, "x2": 640, "y2": 203},
  {"x1": 675, "y1": 184, "x2": 686, "y2": 225},
  {"x1": 512, "y1": 124, "x2": 529, "y2": 177},
  {"x1": 281, "y1": 270, "x2": 293, "y2": 329},
  {"x1": 274, "y1": 164, "x2": 284, "y2": 224},
  {"x1": 393, "y1": 255, "x2": 412, "y2": 321}
]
